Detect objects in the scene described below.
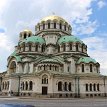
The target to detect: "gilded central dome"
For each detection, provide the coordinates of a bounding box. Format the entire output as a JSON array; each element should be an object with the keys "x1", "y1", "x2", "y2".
[{"x1": 41, "y1": 15, "x2": 68, "y2": 23}]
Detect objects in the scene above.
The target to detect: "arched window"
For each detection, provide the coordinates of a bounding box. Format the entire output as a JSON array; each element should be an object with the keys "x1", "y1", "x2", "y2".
[
  {"x1": 43, "y1": 65, "x2": 46, "y2": 70},
  {"x1": 70, "y1": 43, "x2": 72, "y2": 50},
  {"x1": 97, "y1": 84, "x2": 99, "y2": 91},
  {"x1": 82, "y1": 64, "x2": 84, "y2": 72},
  {"x1": 86, "y1": 84, "x2": 88, "y2": 91},
  {"x1": 68, "y1": 66, "x2": 70, "y2": 72},
  {"x1": 49, "y1": 65, "x2": 51, "y2": 70},
  {"x1": 64, "y1": 82, "x2": 67, "y2": 91},
  {"x1": 7, "y1": 81, "x2": 9, "y2": 90},
  {"x1": 23, "y1": 43, "x2": 25, "y2": 51},
  {"x1": 55, "y1": 66, "x2": 57, "y2": 71},
  {"x1": 39, "y1": 25, "x2": 40, "y2": 31},
  {"x1": 29, "y1": 44, "x2": 32, "y2": 51},
  {"x1": 90, "y1": 84, "x2": 92, "y2": 91},
  {"x1": 2, "y1": 82, "x2": 4, "y2": 90},
  {"x1": 35, "y1": 44, "x2": 38, "y2": 51},
  {"x1": 68, "y1": 82, "x2": 71, "y2": 91},
  {"x1": 9, "y1": 61, "x2": 16, "y2": 74},
  {"x1": 24, "y1": 33, "x2": 26, "y2": 39},
  {"x1": 93, "y1": 84, "x2": 96, "y2": 91},
  {"x1": 41, "y1": 45, "x2": 45, "y2": 52},
  {"x1": 76, "y1": 43, "x2": 78, "y2": 51},
  {"x1": 64, "y1": 25, "x2": 66, "y2": 31},
  {"x1": 48, "y1": 23, "x2": 50, "y2": 29},
  {"x1": 96, "y1": 66, "x2": 99, "y2": 73},
  {"x1": 63, "y1": 44, "x2": 66, "y2": 51},
  {"x1": 28, "y1": 34, "x2": 30, "y2": 37},
  {"x1": 58, "y1": 45, "x2": 60, "y2": 52},
  {"x1": 25, "y1": 81, "x2": 28, "y2": 90},
  {"x1": 42, "y1": 75, "x2": 48, "y2": 84},
  {"x1": 90, "y1": 64, "x2": 93, "y2": 72},
  {"x1": 29, "y1": 81, "x2": 33, "y2": 90},
  {"x1": 59, "y1": 23, "x2": 62, "y2": 29},
  {"x1": 5, "y1": 82, "x2": 7, "y2": 90},
  {"x1": 43, "y1": 24, "x2": 45, "y2": 29},
  {"x1": 58, "y1": 81, "x2": 62, "y2": 91},
  {"x1": 21, "y1": 82, "x2": 24, "y2": 90},
  {"x1": 54, "y1": 22, "x2": 56, "y2": 28}
]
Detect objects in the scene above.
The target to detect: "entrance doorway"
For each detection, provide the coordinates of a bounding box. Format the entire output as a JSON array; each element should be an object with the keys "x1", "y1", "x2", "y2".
[{"x1": 42, "y1": 87, "x2": 48, "y2": 95}]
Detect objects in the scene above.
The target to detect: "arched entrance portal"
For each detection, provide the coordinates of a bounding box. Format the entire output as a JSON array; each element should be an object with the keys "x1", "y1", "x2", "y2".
[{"x1": 42, "y1": 74, "x2": 48, "y2": 95}]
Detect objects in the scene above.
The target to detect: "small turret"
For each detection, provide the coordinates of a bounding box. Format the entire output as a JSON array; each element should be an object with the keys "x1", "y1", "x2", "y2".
[{"x1": 19, "y1": 29, "x2": 33, "y2": 41}]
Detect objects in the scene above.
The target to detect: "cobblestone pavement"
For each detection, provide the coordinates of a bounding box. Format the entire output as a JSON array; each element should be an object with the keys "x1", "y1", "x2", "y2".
[{"x1": 0, "y1": 97, "x2": 107, "y2": 107}]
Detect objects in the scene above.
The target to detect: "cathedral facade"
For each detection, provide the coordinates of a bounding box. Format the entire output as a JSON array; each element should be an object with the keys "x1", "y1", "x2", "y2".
[{"x1": 0, "y1": 15, "x2": 107, "y2": 98}]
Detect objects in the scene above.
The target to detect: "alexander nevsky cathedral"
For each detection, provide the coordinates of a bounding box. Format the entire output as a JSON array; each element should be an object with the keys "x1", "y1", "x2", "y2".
[{"x1": 0, "y1": 15, "x2": 107, "y2": 98}]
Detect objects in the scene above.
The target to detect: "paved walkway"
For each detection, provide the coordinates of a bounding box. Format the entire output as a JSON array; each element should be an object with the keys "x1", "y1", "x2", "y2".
[{"x1": 0, "y1": 96, "x2": 107, "y2": 107}]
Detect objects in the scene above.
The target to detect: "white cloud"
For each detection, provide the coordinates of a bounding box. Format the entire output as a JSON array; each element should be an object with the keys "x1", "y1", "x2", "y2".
[
  {"x1": 82, "y1": 35, "x2": 107, "y2": 75},
  {"x1": 0, "y1": 0, "x2": 105, "y2": 74},
  {"x1": 73, "y1": 20, "x2": 98, "y2": 35},
  {"x1": 0, "y1": 33, "x2": 14, "y2": 51},
  {"x1": 97, "y1": 0, "x2": 106, "y2": 9}
]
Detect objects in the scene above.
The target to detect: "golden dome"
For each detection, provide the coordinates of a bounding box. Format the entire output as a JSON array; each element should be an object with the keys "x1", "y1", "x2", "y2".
[
  {"x1": 41, "y1": 15, "x2": 68, "y2": 23},
  {"x1": 23, "y1": 29, "x2": 32, "y2": 33}
]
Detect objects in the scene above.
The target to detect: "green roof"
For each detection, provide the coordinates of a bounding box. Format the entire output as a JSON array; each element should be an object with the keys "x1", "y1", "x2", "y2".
[
  {"x1": 58, "y1": 35, "x2": 83, "y2": 44},
  {"x1": 10, "y1": 51, "x2": 21, "y2": 62},
  {"x1": 11, "y1": 51, "x2": 16, "y2": 56},
  {"x1": 77, "y1": 57, "x2": 97, "y2": 64},
  {"x1": 20, "y1": 36, "x2": 45, "y2": 44}
]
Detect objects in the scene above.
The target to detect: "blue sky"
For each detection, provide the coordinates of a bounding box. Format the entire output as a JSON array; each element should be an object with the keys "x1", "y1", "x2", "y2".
[{"x1": 0, "y1": 0, "x2": 107, "y2": 75}]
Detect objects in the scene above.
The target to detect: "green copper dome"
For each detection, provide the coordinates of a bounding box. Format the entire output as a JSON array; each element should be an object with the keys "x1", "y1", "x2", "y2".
[
  {"x1": 10, "y1": 51, "x2": 21, "y2": 62},
  {"x1": 20, "y1": 36, "x2": 45, "y2": 44},
  {"x1": 58, "y1": 35, "x2": 83, "y2": 44},
  {"x1": 77, "y1": 57, "x2": 97, "y2": 64}
]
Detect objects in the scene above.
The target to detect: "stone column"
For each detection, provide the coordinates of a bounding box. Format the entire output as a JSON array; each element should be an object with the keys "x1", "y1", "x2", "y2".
[
  {"x1": 29, "y1": 63, "x2": 34, "y2": 73},
  {"x1": 73, "y1": 43, "x2": 76, "y2": 51},
  {"x1": 64, "y1": 63, "x2": 67, "y2": 73},
  {"x1": 17, "y1": 63, "x2": 23, "y2": 73},
  {"x1": 38, "y1": 45, "x2": 41, "y2": 52},
  {"x1": 24, "y1": 62, "x2": 29, "y2": 73},
  {"x1": 25, "y1": 45, "x2": 29, "y2": 51},
  {"x1": 60, "y1": 45, "x2": 63, "y2": 52},
  {"x1": 66, "y1": 43, "x2": 69, "y2": 51},
  {"x1": 50, "y1": 23, "x2": 53, "y2": 29}
]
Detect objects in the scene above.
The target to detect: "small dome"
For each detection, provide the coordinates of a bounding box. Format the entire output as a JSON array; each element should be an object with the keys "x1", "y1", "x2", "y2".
[
  {"x1": 41, "y1": 15, "x2": 68, "y2": 23},
  {"x1": 20, "y1": 29, "x2": 32, "y2": 35},
  {"x1": 20, "y1": 36, "x2": 45, "y2": 44},
  {"x1": 77, "y1": 57, "x2": 97, "y2": 64},
  {"x1": 22, "y1": 29, "x2": 32, "y2": 33},
  {"x1": 10, "y1": 51, "x2": 21, "y2": 62},
  {"x1": 57, "y1": 35, "x2": 83, "y2": 44}
]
